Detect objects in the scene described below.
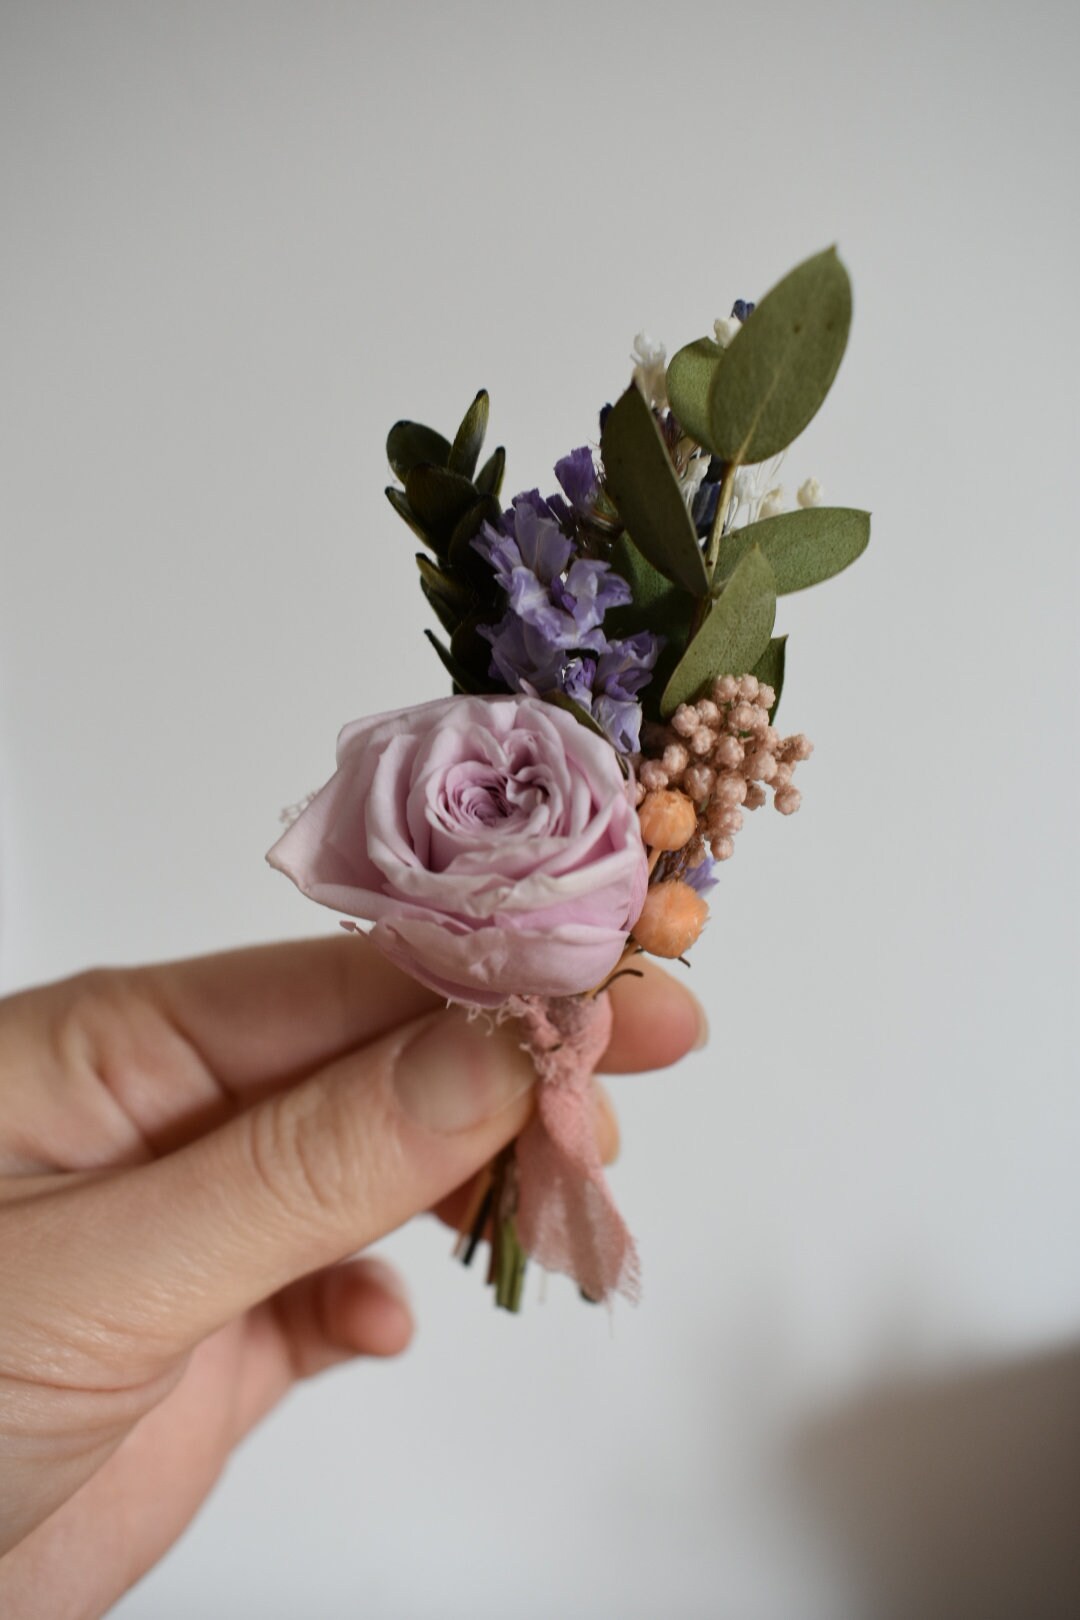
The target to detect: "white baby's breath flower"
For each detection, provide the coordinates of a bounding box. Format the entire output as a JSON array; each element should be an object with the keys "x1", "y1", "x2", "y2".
[
  {"x1": 797, "y1": 476, "x2": 823, "y2": 507},
  {"x1": 712, "y1": 315, "x2": 742, "y2": 348},
  {"x1": 727, "y1": 456, "x2": 786, "y2": 528},
  {"x1": 758, "y1": 486, "x2": 786, "y2": 520},
  {"x1": 680, "y1": 452, "x2": 711, "y2": 509},
  {"x1": 733, "y1": 467, "x2": 759, "y2": 506},
  {"x1": 631, "y1": 332, "x2": 668, "y2": 410}
]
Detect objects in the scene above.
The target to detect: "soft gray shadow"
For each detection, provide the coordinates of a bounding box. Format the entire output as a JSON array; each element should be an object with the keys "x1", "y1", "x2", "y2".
[{"x1": 791, "y1": 1343, "x2": 1080, "y2": 1620}]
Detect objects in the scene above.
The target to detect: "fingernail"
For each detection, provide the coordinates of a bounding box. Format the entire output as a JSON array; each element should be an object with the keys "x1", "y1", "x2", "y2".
[{"x1": 394, "y1": 1012, "x2": 535, "y2": 1134}]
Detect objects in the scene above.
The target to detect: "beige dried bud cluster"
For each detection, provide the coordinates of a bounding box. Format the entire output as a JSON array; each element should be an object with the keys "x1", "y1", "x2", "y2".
[
  {"x1": 629, "y1": 674, "x2": 813, "y2": 961},
  {"x1": 634, "y1": 673, "x2": 812, "y2": 864}
]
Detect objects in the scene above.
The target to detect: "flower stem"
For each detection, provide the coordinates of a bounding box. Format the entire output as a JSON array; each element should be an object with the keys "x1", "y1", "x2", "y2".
[
  {"x1": 489, "y1": 1143, "x2": 528, "y2": 1312},
  {"x1": 704, "y1": 459, "x2": 739, "y2": 583},
  {"x1": 586, "y1": 940, "x2": 643, "y2": 999},
  {"x1": 455, "y1": 1169, "x2": 494, "y2": 1266}
]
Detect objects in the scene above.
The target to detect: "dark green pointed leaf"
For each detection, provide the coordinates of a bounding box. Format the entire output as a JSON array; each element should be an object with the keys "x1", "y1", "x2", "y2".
[
  {"x1": 609, "y1": 532, "x2": 685, "y2": 622},
  {"x1": 424, "y1": 629, "x2": 492, "y2": 694},
  {"x1": 385, "y1": 486, "x2": 434, "y2": 548},
  {"x1": 449, "y1": 390, "x2": 489, "y2": 480},
  {"x1": 666, "y1": 336, "x2": 723, "y2": 449},
  {"x1": 450, "y1": 619, "x2": 496, "y2": 684},
  {"x1": 449, "y1": 494, "x2": 500, "y2": 554},
  {"x1": 600, "y1": 385, "x2": 709, "y2": 598},
  {"x1": 716, "y1": 507, "x2": 870, "y2": 595},
  {"x1": 542, "y1": 691, "x2": 610, "y2": 743},
  {"x1": 405, "y1": 464, "x2": 481, "y2": 536},
  {"x1": 416, "y1": 554, "x2": 472, "y2": 632},
  {"x1": 419, "y1": 580, "x2": 460, "y2": 635},
  {"x1": 387, "y1": 420, "x2": 452, "y2": 482},
  {"x1": 661, "y1": 546, "x2": 776, "y2": 715},
  {"x1": 447, "y1": 497, "x2": 502, "y2": 592},
  {"x1": 751, "y1": 635, "x2": 787, "y2": 720},
  {"x1": 476, "y1": 445, "x2": 506, "y2": 499},
  {"x1": 606, "y1": 534, "x2": 697, "y2": 717},
  {"x1": 707, "y1": 247, "x2": 852, "y2": 463},
  {"x1": 416, "y1": 553, "x2": 470, "y2": 603}
]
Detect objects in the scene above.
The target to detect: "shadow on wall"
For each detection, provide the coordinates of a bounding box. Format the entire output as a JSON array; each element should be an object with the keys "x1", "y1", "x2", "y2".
[{"x1": 792, "y1": 1342, "x2": 1080, "y2": 1620}]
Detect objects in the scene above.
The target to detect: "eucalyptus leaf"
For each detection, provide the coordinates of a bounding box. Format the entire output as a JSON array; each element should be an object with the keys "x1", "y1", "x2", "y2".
[
  {"x1": 384, "y1": 486, "x2": 432, "y2": 547},
  {"x1": 475, "y1": 444, "x2": 506, "y2": 499},
  {"x1": 707, "y1": 247, "x2": 852, "y2": 464},
  {"x1": 666, "y1": 336, "x2": 723, "y2": 449},
  {"x1": 600, "y1": 385, "x2": 709, "y2": 597},
  {"x1": 387, "y1": 420, "x2": 451, "y2": 482},
  {"x1": 751, "y1": 635, "x2": 787, "y2": 720},
  {"x1": 716, "y1": 507, "x2": 869, "y2": 595},
  {"x1": 448, "y1": 390, "x2": 489, "y2": 480},
  {"x1": 405, "y1": 464, "x2": 481, "y2": 536},
  {"x1": 424, "y1": 629, "x2": 492, "y2": 694},
  {"x1": 661, "y1": 546, "x2": 776, "y2": 715}
]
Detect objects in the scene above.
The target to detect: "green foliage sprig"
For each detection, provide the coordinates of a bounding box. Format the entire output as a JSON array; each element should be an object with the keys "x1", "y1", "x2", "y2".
[
  {"x1": 602, "y1": 245, "x2": 870, "y2": 721},
  {"x1": 384, "y1": 390, "x2": 506, "y2": 694},
  {"x1": 382, "y1": 246, "x2": 870, "y2": 734}
]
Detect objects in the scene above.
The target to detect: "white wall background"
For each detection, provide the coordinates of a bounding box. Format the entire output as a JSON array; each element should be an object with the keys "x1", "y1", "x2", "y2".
[{"x1": 2, "y1": 2, "x2": 1078, "y2": 1616}]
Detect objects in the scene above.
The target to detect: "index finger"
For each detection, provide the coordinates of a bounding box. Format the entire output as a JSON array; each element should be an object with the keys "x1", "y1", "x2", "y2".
[{"x1": 143, "y1": 941, "x2": 706, "y2": 1090}]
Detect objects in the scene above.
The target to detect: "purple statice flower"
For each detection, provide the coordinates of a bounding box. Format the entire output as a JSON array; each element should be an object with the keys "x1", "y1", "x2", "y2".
[
  {"x1": 475, "y1": 492, "x2": 573, "y2": 590},
  {"x1": 683, "y1": 855, "x2": 720, "y2": 895},
  {"x1": 493, "y1": 484, "x2": 575, "y2": 533},
  {"x1": 483, "y1": 614, "x2": 571, "y2": 698},
  {"x1": 475, "y1": 496, "x2": 630, "y2": 657},
  {"x1": 482, "y1": 612, "x2": 661, "y2": 750},
  {"x1": 473, "y1": 488, "x2": 663, "y2": 754},
  {"x1": 554, "y1": 445, "x2": 600, "y2": 518},
  {"x1": 591, "y1": 633, "x2": 661, "y2": 753}
]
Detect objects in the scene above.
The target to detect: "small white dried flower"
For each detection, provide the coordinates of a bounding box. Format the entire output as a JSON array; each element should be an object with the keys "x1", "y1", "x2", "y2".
[
  {"x1": 797, "y1": 477, "x2": 823, "y2": 508},
  {"x1": 631, "y1": 332, "x2": 668, "y2": 411},
  {"x1": 712, "y1": 315, "x2": 742, "y2": 349},
  {"x1": 680, "y1": 454, "x2": 711, "y2": 509},
  {"x1": 759, "y1": 486, "x2": 786, "y2": 520}
]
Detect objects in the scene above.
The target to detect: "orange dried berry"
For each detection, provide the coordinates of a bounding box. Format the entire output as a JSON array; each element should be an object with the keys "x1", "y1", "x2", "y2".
[
  {"x1": 637, "y1": 789, "x2": 698, "y2": 852},
  {"x1": 632, "y1": 880, "x2": 708, "y2": 958}
]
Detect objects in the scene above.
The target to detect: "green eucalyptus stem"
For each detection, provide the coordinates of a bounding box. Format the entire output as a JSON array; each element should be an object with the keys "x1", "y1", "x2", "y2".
[{"x1": 705, "y1": 458, "x2": 740, "y2": 584}]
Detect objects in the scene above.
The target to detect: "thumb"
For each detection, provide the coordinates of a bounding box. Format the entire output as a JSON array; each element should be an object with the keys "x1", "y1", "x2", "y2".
[{"x1": 43, "y1": 1008, "x2": 536, "y2": 1361}]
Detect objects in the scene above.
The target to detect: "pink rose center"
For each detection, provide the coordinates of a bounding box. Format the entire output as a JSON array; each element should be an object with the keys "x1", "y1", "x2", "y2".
[{"x1": 437, "y1": 761, "x2": 550, "y2": 839}]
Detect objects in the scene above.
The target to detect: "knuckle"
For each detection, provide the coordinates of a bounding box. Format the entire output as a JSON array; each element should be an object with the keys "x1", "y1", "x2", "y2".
[
  {"x1": 243, "y1": 1083, "x2": 357, "y2": 1232},
  {"x1": 52, "y1": 967, "x2": 143, "y2": 1075}
]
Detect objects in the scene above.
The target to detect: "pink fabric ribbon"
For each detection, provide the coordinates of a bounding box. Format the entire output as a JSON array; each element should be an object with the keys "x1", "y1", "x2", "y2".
[{"x1": 504, "y1": 992, "x2": 640, "y2": 1305}]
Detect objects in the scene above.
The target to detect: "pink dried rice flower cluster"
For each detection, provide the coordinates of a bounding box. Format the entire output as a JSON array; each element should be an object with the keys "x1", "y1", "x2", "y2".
[{"x1": 634, "y1": 673, "x2": 813, "y2": 863}]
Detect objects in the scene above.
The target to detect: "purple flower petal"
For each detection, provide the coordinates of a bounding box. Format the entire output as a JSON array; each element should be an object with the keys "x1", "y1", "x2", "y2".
[
  {"x1": 554, "y1": 445, "x2": 600, "y2": 515},
  {"x1": 596, "y1": 631, "x2": 663, "y2": 702},
  {"x1": 559, "y1": 655, "x2": 597, "y2": 708},
  {"x1": 593, "y1": 694, "x2": 644, "y2": 754},
  {"x1": 684, "y1": 856, "x2": 719, "y2": 894}
]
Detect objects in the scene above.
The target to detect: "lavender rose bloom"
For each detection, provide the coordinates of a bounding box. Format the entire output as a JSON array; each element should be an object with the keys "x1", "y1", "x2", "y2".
[{"x1": 267, "y1": 695, "x2": 649, "y2": 1007}]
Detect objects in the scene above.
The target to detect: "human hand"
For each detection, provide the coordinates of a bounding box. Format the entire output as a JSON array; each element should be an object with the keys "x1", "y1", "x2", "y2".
[{"x1": 0, "y1": 936, "x2": 705, "y2": 1618}]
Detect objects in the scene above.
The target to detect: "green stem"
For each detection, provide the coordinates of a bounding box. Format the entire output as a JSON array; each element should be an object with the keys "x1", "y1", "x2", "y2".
[
  {"x1": 704, "y1": 459, "x2": 739, "y2": 583},
  {"x1": 491, "y1": 1145, "x2": 528, "y2": 1312}
]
